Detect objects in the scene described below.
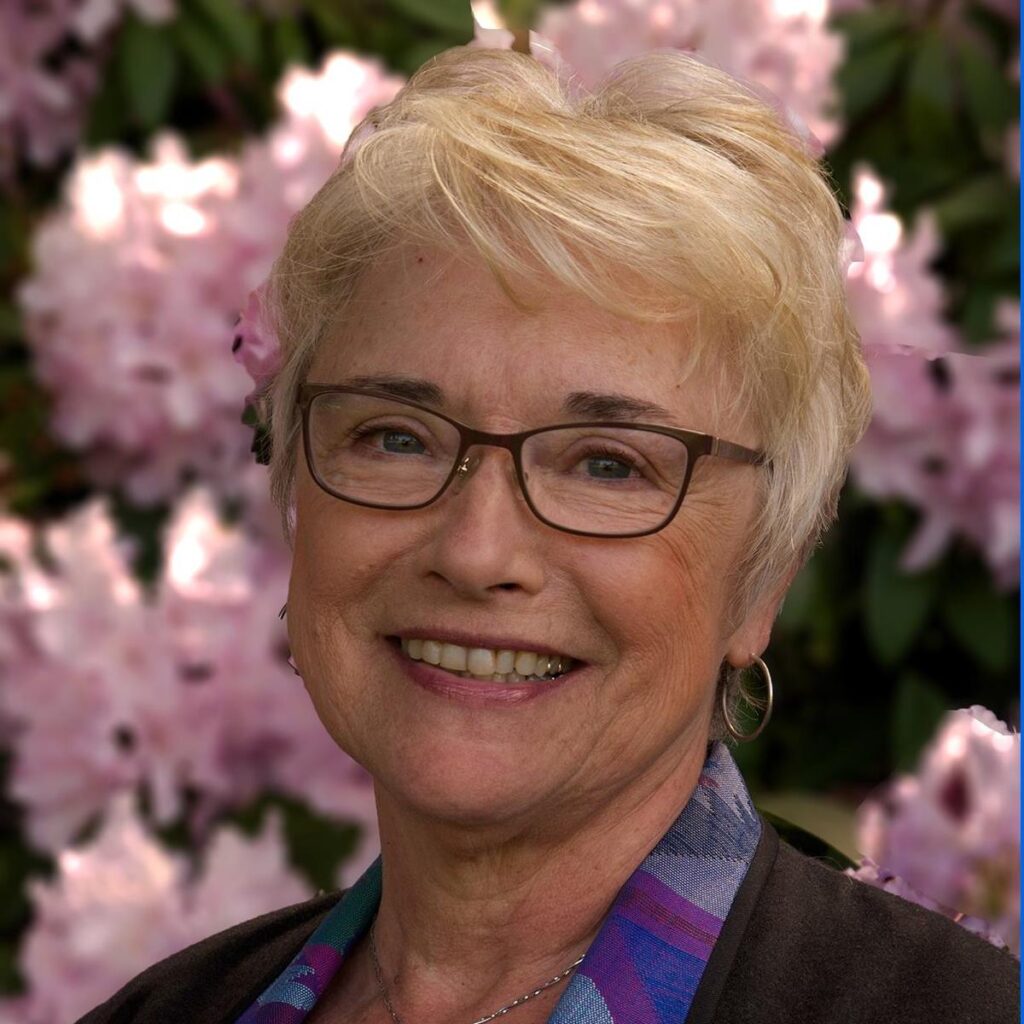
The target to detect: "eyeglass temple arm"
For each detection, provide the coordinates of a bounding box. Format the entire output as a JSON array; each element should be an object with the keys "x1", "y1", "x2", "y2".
[{"x1": 710, "y1": 438, "x2": 768, "y2": 466}]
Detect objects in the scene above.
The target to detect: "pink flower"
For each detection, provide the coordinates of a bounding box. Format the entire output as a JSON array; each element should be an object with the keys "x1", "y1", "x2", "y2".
[
  {"x1": 20, "y1": 53, "x2": 403, "y2": 501},
  {"x1": 534, "y1": 0, "x2": 844, "y2": 149},
  {"x1": 0, "y1": 490, "x2": 378, "y2": 853},
  {"x1": 0, "y1": 0, "x2": 97, "y2": 175},
  {"x1": 18, "y1": 138, "x2": 254, "y2": 505},
  {"x1": 233, "y1": 282, "x2": 282, "y2": 404},
  {"x1": 72, "y1": 0, "x2": 175, "y2": 45},
  {"x1": 847, "y1": 167, "x2": 1019, "y2": 584},
  {"x1": 10, "y1": 794, "x2": 309, "y2": 1024},
  {"x1": 848, "y1": 707, "x2": 1020, "y2": 955}
]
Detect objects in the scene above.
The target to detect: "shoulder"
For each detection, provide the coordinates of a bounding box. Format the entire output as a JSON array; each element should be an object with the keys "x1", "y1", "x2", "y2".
[
  {"x1": 74, "y1": 890, "x2": 343, "y2": 1024},
  {"x1": 712, "y1": 826, "x2": 1019, "y2": 1024}
]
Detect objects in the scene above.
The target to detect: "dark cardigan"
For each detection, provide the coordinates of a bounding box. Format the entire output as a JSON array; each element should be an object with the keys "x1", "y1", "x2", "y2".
[{"x1": 76, "y1": 821, "x2": 1019, "y2": 1024}]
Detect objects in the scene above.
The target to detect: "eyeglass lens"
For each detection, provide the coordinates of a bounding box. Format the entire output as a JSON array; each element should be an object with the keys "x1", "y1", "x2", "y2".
[{"x1": 307, "y1": 392, "x2": 690, "y2": 535}]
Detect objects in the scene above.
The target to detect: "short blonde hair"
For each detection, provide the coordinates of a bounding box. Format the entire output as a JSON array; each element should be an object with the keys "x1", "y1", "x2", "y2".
[{"x1": 261, "y1": 45, "x2": 871, "y2": 670}]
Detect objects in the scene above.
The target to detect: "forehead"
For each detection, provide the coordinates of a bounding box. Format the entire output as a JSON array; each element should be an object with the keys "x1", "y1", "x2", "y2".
[{"x1": 311, "y1": 245, "x2": 743, "y2": 435}]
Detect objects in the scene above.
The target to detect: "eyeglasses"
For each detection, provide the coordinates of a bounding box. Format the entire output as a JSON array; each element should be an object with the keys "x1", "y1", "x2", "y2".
[{"x1": 297, "y1": 385, "x2": 767, "y2": 539}]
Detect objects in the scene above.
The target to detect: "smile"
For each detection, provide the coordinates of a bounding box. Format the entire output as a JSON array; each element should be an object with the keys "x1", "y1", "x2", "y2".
[{"x1": 396, "y1": 637, "x2": 576, "y2": 683}]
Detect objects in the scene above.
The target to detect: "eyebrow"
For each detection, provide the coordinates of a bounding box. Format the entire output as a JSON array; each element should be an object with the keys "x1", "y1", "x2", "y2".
[
  {"x1": 337, "y1": 374, "x2": 444, "y2": 406},
  {"x1": 563, "y1": 390, "x2": 675, "y2": 423},
  {"x1": 332, "y1": 376, "x2": 674, "y2": 424}
]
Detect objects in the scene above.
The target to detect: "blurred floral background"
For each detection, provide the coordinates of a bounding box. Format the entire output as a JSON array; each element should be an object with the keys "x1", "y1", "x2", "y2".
[{"x1": 0, "y1": 0, "x2": 1018, "y2": 1018}]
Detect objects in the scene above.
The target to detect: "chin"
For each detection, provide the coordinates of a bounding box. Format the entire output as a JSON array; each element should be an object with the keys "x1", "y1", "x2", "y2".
[{"x1": 374, "y1": 745, "x2": 558, "y2": 829}]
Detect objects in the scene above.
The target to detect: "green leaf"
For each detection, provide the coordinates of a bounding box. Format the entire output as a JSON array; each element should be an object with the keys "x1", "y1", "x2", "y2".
[
  {"x1": 0, "y1": 302, "x2": 21, "y2": 343},
  {"x1": 398, "y1": 38, "x2": 450, "y2": 76},
  {"x1": 497, "y1": 0, "x2": 542, "y2": 30},
  {"x1": 832, "y1": 7, "x2": 907, "y2": 54},
  {"x1": 84, "y1": 63, "x2": 125, "y2": 145},
  {"x1": 940, "y1": 575, "x2": 1014, "y2": 673},
  {"x1": 389, "y1": 0, "x2": 474, "y2": 36},
  {"x1": 117, "y1": 17, "x2": 178, "y2": 129},
  {"x1": 905, "y1": 31, "x2": 959, "y2": 153},
  {"x1": 957, "y1": 36, "x2": 1016, "y2": 139},
  {"x1": 863, "y1": 525, "x2": 937, "y2": 665},
  {"x1": 835, "y1": 38, "x2": 908, "y2": 122},
  {"x1": 933, "y1": 174, "x2": 1014, "y2": 233},
  {"x1": 190, "y1": 0, "x2": 261, "y2": 65},
  {"x1": 890, "y1": 672, "x2": 948, "y2": 772},
  {"x1": 280, "y1": 800, "x2": 362, "y2": 894},
  {"x1": 173, "y1": 14, "x2": 228, "y2": 85},
  {"x1": 976, "y1": 217, "x2": 1020, "y2": 276},
  {"x1": 305, "y1": 0, "x2": 352, "y2": 44},
  {"x1": 272, "y1": 16, "x2": 310, "y2": 69}
]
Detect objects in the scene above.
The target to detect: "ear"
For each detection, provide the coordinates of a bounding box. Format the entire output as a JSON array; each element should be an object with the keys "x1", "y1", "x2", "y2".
[{"x1": 723, "y1": 561, "x2": 801, "y2": 669}]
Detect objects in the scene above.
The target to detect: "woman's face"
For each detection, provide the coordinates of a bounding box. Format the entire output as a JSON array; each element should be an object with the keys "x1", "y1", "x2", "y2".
[{"x1": 289, "y1": 247, "x2": 780, "y2": 831}]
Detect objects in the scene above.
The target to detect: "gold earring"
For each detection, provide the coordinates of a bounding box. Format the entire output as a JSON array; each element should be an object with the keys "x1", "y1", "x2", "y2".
[{"x1": 721, "y1": 654, "x2": 773, "y2": 743}]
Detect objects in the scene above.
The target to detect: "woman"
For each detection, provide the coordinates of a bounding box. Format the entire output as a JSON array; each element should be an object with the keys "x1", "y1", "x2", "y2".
[{"x1": 79, "y1": 46, "x2": 1017, "y2": 1024}]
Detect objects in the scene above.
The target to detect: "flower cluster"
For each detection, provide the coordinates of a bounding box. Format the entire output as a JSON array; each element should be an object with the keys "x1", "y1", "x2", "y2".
[
  {"x1": 0, "y1": 0, "x2": 173, "y2": 177},
  {"x1": 848, "y1": 706, "x2": 1020, "y2": 955},
  {"x1": 535, "y1": 0, "x2": 844, "y2": 148},
  {"x1": 0, "y1": 480, "x2": 378, "y2": 856},
  {"x1": 18, "y1": 52, "x2": 403, "y2": 504},
  {"x1": 847, "y1": 166, "x2": 1020, "y2": 585},
  {"x1": 0, "y1": 795, "x2": 308, "y2": 1024}
]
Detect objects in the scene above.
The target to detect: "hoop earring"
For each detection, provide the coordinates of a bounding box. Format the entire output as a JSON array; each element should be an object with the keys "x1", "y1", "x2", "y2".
[{"x1": 721, "y1": 654, "x2": 773, "y2": 743}]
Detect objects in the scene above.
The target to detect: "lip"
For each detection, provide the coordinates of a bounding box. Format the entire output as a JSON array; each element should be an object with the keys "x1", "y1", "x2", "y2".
[
  {"x1": 391, "y1": 628, "x2": 576, "y2": 660},
  {"x1": 386, "y1": 638, "x2": 583, "y2": 707}
]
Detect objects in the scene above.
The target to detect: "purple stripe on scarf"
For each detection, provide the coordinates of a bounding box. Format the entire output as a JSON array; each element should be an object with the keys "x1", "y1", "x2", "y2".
[
  {"x1": 614, "y1": 870, "x2": 722, "y2": 960},
  {"x1": 581, "y1": 917, "x2": 658, "y2": 1024}
]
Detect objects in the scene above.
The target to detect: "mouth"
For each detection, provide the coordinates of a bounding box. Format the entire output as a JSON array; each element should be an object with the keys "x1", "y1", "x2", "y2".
[{"x1": 386, "y1": 636, "x2": 579, "y2": 685}]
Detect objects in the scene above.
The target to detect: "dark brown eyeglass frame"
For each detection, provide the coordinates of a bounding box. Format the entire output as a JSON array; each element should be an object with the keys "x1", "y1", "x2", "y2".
[{"x1": 297, "y1": 384, "x2": 768, "y2": 539}]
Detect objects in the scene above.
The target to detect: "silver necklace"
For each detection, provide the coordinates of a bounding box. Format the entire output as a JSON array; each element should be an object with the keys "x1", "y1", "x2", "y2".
[{"x1": 368, "y1": 921, "x2": 585, "y2": 1024}]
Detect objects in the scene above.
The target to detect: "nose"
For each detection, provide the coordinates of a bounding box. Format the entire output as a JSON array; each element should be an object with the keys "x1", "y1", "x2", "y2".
[{"x1": 424, "y1": 446, "x2": 545, "y2": 598}]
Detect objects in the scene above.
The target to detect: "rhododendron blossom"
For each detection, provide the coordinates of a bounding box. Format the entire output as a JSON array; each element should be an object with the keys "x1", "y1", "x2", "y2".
[
  {"x1": 18, "y1": 138, "x2": 253, "y2": 505},
  {"x1": 848, "y1": 706, "x2": 1020, "y2": 955},
  {"x1": 847, "y1": 166, "x2": 1020, "y2": 584},
  {"x1": 0, "y1": 490, "x2": 377, "y2": 853},
  {"x1": 2, "y1": 795, "x2": 308, "y2": 1024},
  {"x1": 19, "y1": 53, "x2": 403, "y2": 504},
  {"x1": 535, "y1": 0, "x2": 844, "y2": 147},
  {"x1": 0, "y1": 0, "x2": 174, "y2": 177},
  {"x1": 0, "y1": 1, "x2": 97, "y2": 176}
]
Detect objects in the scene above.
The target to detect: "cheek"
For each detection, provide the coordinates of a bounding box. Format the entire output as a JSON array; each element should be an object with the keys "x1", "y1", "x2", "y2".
[
  {"x1": 288, "y1": 478, "x2": 400, "y2": 667},
  {"x1": 581, "y1": 511, "x2": 746, "y2": 704},
  {"x1": 292, "y1": 470, "x2": 401, "y2": 595}
]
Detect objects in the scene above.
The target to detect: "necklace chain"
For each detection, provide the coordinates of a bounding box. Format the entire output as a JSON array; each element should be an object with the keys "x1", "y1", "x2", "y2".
[{"x1": 368, "y1": 921, "x2": 585, "y2": 1024}]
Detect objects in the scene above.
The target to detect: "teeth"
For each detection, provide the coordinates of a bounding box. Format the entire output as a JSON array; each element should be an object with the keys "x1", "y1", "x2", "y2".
[
  {"x1": 513, "y1": 651, "x2": 538, "y2": 677},
  {"x1": 439, "y1": 644, "x2": 467, "y2": 671},
  {"x1": 467, "y1": 648, "x2": 496, "y2": 676},
  {"x1": 399, "y1": 637, "x2": 573, "y2": 682},
  {"x1": 495, "y1": 649, "x2": 515, "y2": 674}
]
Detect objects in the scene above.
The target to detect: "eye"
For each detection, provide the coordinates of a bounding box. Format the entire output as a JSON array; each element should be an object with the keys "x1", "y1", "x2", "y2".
[
  {"x1": 582, "y1": 452, "x2": 639, "y2": 480},
  {"x1": 350, "y1": 423, "x2": 429, "y2": 455}
]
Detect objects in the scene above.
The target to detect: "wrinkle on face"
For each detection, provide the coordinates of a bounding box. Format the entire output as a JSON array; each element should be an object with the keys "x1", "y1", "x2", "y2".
[{"x1": 288, "y1": 242, "x2": 770, "y2": 839}]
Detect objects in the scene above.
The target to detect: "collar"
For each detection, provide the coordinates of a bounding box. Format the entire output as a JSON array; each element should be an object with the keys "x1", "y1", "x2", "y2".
[{"x1": 235, "y1": 741, "x2": 761, "y2": 1024}]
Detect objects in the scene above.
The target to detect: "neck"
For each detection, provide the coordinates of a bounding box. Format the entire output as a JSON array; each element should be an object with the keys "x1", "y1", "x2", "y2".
[{"x1": 366, "y1": 736, "x2": 710, "y2": 1022}]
